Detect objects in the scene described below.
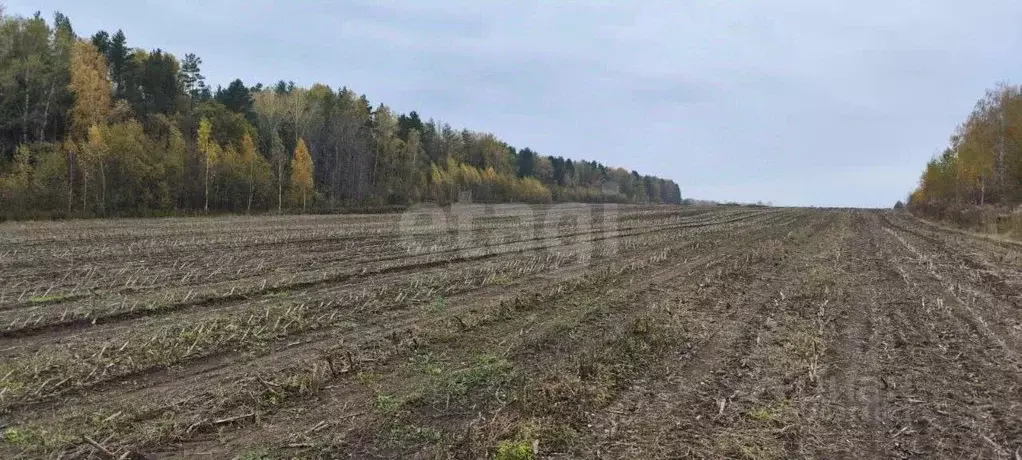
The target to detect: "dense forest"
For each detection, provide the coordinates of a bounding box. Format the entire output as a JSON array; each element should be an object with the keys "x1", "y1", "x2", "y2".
[
  {"x1": 909, "y1": 83, "x2": 1022, "y2": 218},
  {"x1": 0, "y1": 9, "x2": 682, "y2": 219}
]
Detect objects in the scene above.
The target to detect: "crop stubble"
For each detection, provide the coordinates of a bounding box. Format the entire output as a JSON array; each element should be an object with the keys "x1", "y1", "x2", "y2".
[{"x1": 0, "y1": 206, "x2": 1019, "y2": 459}]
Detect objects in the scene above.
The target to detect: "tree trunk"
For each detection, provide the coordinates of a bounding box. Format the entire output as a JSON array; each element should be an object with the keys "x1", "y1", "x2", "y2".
[
  {"x1": 999, "y1": 109, "x2": 1006, "y2": 195},
  {"x1": 371, "y1": 152, "x2": 379, "y2": 192},
  {"x1": 215, "y1": 169, "x2": 221, "y2": 211},
  {"x1": 67, "y1": 151, "x2": 74, "y2": 215},
  {"x1": 39, "y1": 83, "x2": 54, "y2": 141},
  {"x1": 332, "y1": 144, "x2": 342, "y2": 203},
  {"x1": 956, "y1": 168, "x2": 961, "y2": 204},
  {"x1": 100, "y1": 164, "x2": 106, "y2": 215},
  {"x1": 996, "y1": 90, "x2": 1016, "y2": 199},
  {"x1": 22, "y1": 91, "x2": 31, "y2": 145},
  {"x1": 277, "y1": 160, "x2": 283, "y2": 214},
  {"x1": 204, "y1": 160, "x2": 209, "y2": 212},
  {"x1": 247, "y1": 159, "x2": 254, "y2": 214},
  {"x1": 82, "y1": 172, "x2": 88, "y2": 214}
]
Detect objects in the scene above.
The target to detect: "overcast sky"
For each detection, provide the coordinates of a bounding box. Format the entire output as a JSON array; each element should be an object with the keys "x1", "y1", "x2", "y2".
[{"x1": 7, "y1": 1, "x2": 1022, "y2": 207}]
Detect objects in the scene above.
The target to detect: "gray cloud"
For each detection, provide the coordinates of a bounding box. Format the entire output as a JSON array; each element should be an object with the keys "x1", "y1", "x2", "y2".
[{"x1": 10, "y1": 0, "x2": 1022, "y2": 206}]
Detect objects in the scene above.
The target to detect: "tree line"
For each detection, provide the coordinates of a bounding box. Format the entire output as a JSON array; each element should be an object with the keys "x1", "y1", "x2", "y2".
[
  {"x1": 909, "y1": 83, "x2": 1022, "y2": 215},
  {"x1": 0, "y1": 10, "x2": 682, "y2": 219}
]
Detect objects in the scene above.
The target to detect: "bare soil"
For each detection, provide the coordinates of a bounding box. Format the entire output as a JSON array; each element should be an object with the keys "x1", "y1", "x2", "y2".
[{"x1": 1, "y1": 206, "x2": 1019, "y2": 459}]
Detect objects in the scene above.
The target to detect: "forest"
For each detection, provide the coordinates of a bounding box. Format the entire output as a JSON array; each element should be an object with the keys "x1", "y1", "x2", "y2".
[
  {"x1": 908, "y1": 83, "x2": 1022, "y2": 222},
  {"x1": 0, "y1": 9, "x2": 682, "y2": 219}
]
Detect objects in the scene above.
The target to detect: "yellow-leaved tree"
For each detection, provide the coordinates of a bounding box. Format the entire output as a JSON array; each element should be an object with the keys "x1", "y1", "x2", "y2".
[
  {"x1": 240, "y1": 133, "x2": 258, "y2": 213},
  {"x1": 290, "y1": 138, "x2": 313, "y2": 211},
  {"x1": 83, "y1": 124, "x2": 108, "y2": 213},
  {"x1": 956, "y1": 117, "x2": 996, "y2": 205},
  {"x1": 61, "y1": 140, "x2": 78, "y2": 214},
  {"x1": 69, "y1": 41, "x2": 110, "y2": 139},
  {"x1": 69, "y1": 40, "x2": 111, "y2": 213},
  {"x1": 197, "y1": 117, "x2": 217, "y2": 212}
]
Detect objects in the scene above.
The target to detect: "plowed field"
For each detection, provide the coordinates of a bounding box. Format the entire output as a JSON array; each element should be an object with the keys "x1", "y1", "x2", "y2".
[{"x1": 1, "y1": 206, "x2": 1020, "y2": 459}]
